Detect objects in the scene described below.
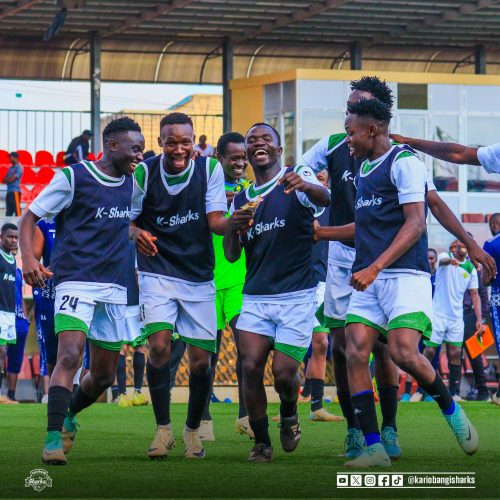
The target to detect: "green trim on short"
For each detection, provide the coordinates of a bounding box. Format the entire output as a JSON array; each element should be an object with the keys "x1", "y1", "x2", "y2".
[
  {"x1": 387, "y1": 312, "x2": 432, "y2": 339},
  {"x1": 88, "y1": 338, "x2": 123, "y2": 352},
  {"x1": 423, "y1": 339, "x2": 440, "y2": 347},
  {"x1": 443, "y1": 340, "x2": 463, "y2": 347},
  {"x1": 123, "y1": 330, "x2": 147, "y2": 347},
  {"x1": 325, "y1": 317, "x2": 345, "y2": 329},
  {"x1": 313, "y1": 326, "x2": 329, "y2": 334},
  {"x1": 55, "y1": 313, "x2": 89, "y2": 335},
  {"x1": 345, "y1": 314, "x2": 387, "y2": 336},
  {"x1": 143, "y1": 322, "x2": 174, "y2": 339},
  {"x1": 0, "y1": 338, "x2": 16, "y2": 345},
  {"x1": 274, "y1": 343, "x2": 308, "y2": 363},
  {"x1": 179, "y1": 335, "x2": 217, "y2": 353}
]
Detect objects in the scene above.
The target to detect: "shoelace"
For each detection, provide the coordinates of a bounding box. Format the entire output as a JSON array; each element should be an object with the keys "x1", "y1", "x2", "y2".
[
  {"x1": 382, "y1": 429, "x2": 398, "y2": 446},
  {"x1": 65, "y1": 420, "x2": 80, "y2": 434},
  {"x1": 450, "y1": 411, "x2": 467, "y2": 436},
  {"x1": 344, "y1": 432, "x2": 363, "y2": 452}
]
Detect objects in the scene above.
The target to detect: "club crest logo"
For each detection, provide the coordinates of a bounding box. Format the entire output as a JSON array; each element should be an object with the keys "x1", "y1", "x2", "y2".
[{"x1": 25, "y1": 469, "x2": 52, "y2": 492}]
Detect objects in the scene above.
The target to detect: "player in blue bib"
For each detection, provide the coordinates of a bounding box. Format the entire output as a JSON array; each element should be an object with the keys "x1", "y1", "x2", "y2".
[
  {"x1": 225, "y1": 123, "x2": 330, "y2": 463},
  {"x1": 0, "y1": 223, "x2": 19, "y2": 404},
  {"x1": 338, "y1": 99, "x2": 478, "y2": 467},
  {"x1": 130, "y1": 112, "x2": 228, "y2": 460},
  {"x1": 20, "y1": 117, "x2": 144, "y2": 465}
]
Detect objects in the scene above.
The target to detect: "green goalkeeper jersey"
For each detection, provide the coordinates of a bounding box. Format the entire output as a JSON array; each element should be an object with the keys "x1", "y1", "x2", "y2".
[{"x1": 213, "y1": 180, "x2": 250, "y2": 290}]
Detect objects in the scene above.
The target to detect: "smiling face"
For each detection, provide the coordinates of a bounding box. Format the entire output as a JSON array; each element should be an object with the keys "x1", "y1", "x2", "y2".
[
  {"x1": 218, "y1": 141, "x2": 247, "y2": 183},
  {"x1": 344, "y1": 113, "x2": 375, "y2": 159},
  {"x1": 245, "y1": 125, "x2": 282, "y2": 172},
  {"x1": 159, "y1": 123, "x2": 194, "y2": 174},
  {"x1": 108, "y1": 131, "x2": 145, "y2": 176}
]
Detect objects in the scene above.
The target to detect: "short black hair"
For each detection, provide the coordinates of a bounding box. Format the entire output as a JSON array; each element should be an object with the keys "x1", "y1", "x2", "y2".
[
  {"x1": 217, "y1": 132, "x2": 245, "y2": 157},
  {"x1": 9, "y1": 152, "x2": 18, "y2": 158},
  {"x1": 1, "y1": 222, "x2": 18, "y2": 234},
  {"x1": 160, "y1": 112, "x2": 193, "y2": 130},
  {"x1": 350, "y1": 76, "x2": 394, "y2": 108},
  {"x1": 102, "y1": 116, "x2": 141, "y2": 142},
  {"x1": 347, "y1": 98, "x2": 392, "y2": 125},
  {"x1": 490, "y1": 212, "x2": 500, "y2": 223},
  {"x1": 428, "y1": 248, "x2": 437, "y2": 257},
  {"x1": 247, "y1": 123, "x2": 281, "y2": 146}
]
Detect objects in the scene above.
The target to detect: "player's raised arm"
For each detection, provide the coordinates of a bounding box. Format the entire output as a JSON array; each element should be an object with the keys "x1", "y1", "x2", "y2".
[
  {"x1": 278, "y1": 165, "x2": 330, "y2": 207},
  {"x1": 390, "y1": 134, "x2": 481, "y2": 166}
]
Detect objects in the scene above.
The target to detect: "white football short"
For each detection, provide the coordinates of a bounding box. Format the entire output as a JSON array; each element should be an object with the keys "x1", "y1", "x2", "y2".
[
  {"x1": 0, "y1": 311, "x2": 16, "y2": 345},
  {"x1": 426, "y1": 314, "x2": 464, "y2": 347}
]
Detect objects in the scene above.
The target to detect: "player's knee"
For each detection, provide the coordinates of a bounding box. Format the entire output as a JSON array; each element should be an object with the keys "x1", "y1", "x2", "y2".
[
  {"x1": 57, "y1": 348, "x2": 82, "y2": 372},
  {"x1": 332, "y1": 338, "x2": 347, "y2": 361},
  {"x1": 345, "y1": 341, "x2": 369, "y2": 366},
  {"x1": 242, "y1": 358, "x2": 263, "y2": 380},
  {"x1": 389, "y1": 344, "x2": 416, "y2": 372},
  {"x1": 313, "y1": 336, "x2": 328, "y2": 356},
  {"x1": 92, "y1": 370, "x2": 115, "y2": 390},
  {"x1": 189, "y1": 357, "x2": 210, "y2": 375},
  {"x1": 148, "y1": 342, "x2": 170, "y2": 364}
]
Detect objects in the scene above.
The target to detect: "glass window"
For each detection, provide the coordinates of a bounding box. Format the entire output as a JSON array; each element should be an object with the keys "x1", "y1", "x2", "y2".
[
  {"x1": 431, "y1": 115, "x2": 459, "y2": 192},
  {"x1": 264, "y1": 84, "x2": 280, "y2": 114},
  {"x1": 466, "y1": 85, "x2": 500, "y2": 112},
  {"x1": 397, "y1": 84, "x2": 428, "y2": 110},
  {"x1": 429, "y1": 85, "x2": 459, "y2": 112},
  {"x1": 282, "y1": 81, "x2": 296, "y2": 112},
  {"x1": 467, "y1": 116, "x2": 500, "y2": 192},
  {"x1": 301, "y1": 109, "x2": 344, "y2": 154},
  {"x1": 283, "y1": 112, "x2": 295, "y2": 167},
  {"x1": 397, "y1": 114, "x2": 426, "y2": 138},
  {"x1": 299, "y1": 80, "x2": 345, "y2": 109}
]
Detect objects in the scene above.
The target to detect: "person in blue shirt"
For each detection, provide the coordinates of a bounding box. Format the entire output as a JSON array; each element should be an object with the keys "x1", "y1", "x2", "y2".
[
  {"x1": 3, "y1": 152, "x2": 23, "y2": 216},
  {"x1": 483, "y1": 212, "x2": 500, "y2": 405}
]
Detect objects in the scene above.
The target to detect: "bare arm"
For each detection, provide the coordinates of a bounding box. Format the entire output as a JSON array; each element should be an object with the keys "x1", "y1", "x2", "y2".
[
  {"x1": 207, "y1": 211, "x2": 228, "y2": 236},
  {"x1": 350, "y1": 202, "x2": 426, "y2": 291},
  {"x1": 314, "y1": 222, "x2": 355, "y2": 242},
  {"x1": 389, "y1": 134, "x2": 480, "y2": 165},
  {"x1": 32, "y1": 226, "x2": 45, "y2": 261},
  {"x1": 427, "y1": 190, "x2": 496, "y2": 280},
  {"x1": 278, "y1": 172, "x2": 330, "y2": 207},
  {"x1": 19, "y1": 210, "x2": 53, "y2": 287},
  {"x1": 223, "y1": 209, "x2": 253, "y2": 263},
  {"x1": 469, "y1": 288, "x2": 484, "y2": 333}
]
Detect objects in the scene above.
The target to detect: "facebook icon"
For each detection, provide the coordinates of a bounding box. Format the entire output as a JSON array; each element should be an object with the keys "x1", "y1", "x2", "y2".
[{"x1": 378, "y1": 475, "x2": 390, "y2": 487}]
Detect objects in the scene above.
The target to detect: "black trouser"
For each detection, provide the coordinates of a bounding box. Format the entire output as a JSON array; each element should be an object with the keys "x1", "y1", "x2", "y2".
[
  {"x1": 6, "y1": 191, "x2": 21, "y2": 216},
  {"x1": 463, "y1": 310, "x2": 487, "y2": 393}
]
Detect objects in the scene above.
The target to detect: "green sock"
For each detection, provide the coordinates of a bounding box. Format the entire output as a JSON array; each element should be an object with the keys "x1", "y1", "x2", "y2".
[{"x1": 45, "y1": 431, "x2": 62, "y2": 449}]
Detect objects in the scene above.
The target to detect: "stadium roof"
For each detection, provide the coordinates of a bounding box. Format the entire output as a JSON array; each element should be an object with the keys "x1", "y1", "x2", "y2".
[{"x1": 2, "y1": 0, "x2": 500, "y2": 83}]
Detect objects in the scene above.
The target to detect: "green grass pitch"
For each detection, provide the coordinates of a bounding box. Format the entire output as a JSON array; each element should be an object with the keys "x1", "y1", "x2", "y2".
[{"x1": 0, "y1": 402, "x2": 498, "y2": 499}]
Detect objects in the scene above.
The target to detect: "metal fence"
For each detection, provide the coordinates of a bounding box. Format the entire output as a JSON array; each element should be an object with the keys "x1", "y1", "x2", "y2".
[{"x1": 0, "y1": 109, "x2": 223, "y2": 155}]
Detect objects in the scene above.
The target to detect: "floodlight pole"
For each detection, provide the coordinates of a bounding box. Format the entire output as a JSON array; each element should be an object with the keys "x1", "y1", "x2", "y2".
[
  {"x1": 90, "y1": 31, "x2": 102, "y2": 153},
  {"x1": 350, "y1": 41, "x2": 362, "y2": 70},
  {"x1": 474, "y1": 45, "x2": 486, "y2": 74},
  {"x1": 222, "y1": 38, "x2": 233, "y2": 133}
]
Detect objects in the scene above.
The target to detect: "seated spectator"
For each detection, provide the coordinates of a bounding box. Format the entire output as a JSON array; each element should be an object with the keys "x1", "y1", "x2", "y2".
[
  {"x1": 64, "y1": 129, "x2": 92, "y2": 165},
  {"x1": 2, "y1": 152, "x2": 23, "y2": 216}
]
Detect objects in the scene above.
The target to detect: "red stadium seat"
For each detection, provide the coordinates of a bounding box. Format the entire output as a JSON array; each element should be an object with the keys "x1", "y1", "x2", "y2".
[
  {"x1": 35, "y1": 150, "x2": 55, "y2": 167},
  {"x1": 0, "y1": 166, "x2": 7, "y2": 182},
  {"x1": 21, "y1": 166, "x2": 37, "y2": 184},
  {"x1": 21, "y1": 185, "x2": 34, "y2": 204},
  {"x1": 461, "y1": 213, "x2": 484, "y2": 223},
  {"x1": 31, "y1": 184, "x2": 45, "y2": 198},
  {"x1": 18, "y1": 355, "x2": 33, "y2": 380},
  {"x1": 31, "y1": 353, "x2": 40, "y2": 377},
  {"x1": 87, "y1": 152, "x2": 96, "y2": 161},
  {"x1": 36, "y1": 167, "x2": 55, "y2": 184},
  {"x1": 17, "y1": 150, "x2": 34, "y2": 167},
  {"x1": 97, "y1": 152, "x2": 103, "y2": 160},
  {"x1": 0, "y1": 149, "x2": 10, "y2": 167},
  {"x1": 55, "y1": 151, "x2": 66, "y2": 167}
]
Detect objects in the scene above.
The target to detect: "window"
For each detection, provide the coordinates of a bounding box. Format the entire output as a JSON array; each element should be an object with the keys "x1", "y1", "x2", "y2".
[
  {"x1": 301, "y1": 109, "x2": 344, "y2": 154},
  {"x1": 467, "y1": 116, "x2": 500, "y2": 192},
  {"x1": 431, "y1": 115, "x2": 459, "y2": 192},
  {"x1": 397, "y1": 84, "x2": 428, "y2": 110}
]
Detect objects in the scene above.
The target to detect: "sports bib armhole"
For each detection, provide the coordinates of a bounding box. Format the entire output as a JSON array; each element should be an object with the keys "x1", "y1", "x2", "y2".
[
  {"x1": 134, "y1": 162, "x2": 148, "y2": 192},
  {"x1": 61, "y1": 167, "x2": 73, "y2": 187},
  {"x1": 208, "y1": 157, "x2": 219, "y2": 179}
]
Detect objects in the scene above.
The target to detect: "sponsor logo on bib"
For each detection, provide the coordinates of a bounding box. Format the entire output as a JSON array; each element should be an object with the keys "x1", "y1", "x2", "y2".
[
  {"x1": 342, "y1": 169, "x2": 354, "y2": 182},
  {"x1": 355, "y1": 195, "x2": 383, "y2": 209},
  {"x1": 3, "y1": 273, "x2": 15, "y2": 282},
  {"x1": 95, "y1": 206, "x2": 131, "y2": 219},
  {"x1": 156, "y1": 210, "x2": 200, "y2": 227},
  {"x1": 247, "y1": 217, "x2": 285, "y2": 240}
]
